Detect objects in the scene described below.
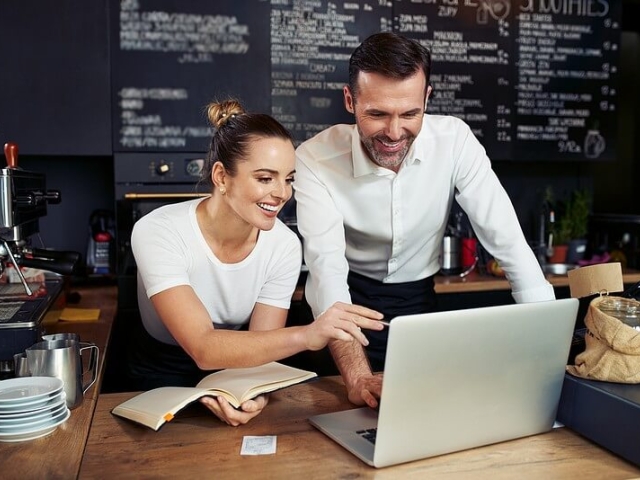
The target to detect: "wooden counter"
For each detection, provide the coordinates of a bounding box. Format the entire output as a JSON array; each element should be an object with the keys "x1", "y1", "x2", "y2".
[
  {"x1": 3, "y1": 277, "x2": 639, "y2": 479},
  {"x1": 80, "y1": 376, "x2": 640, "y2": 479},
  {"x1": 0, "y1": 284, "x2": 117, "y2": 480},
  {"x1": 293, "y1": 269, "x2": 640, "y2": 300},
  {"x1": 435, "y1": 268, "x2": 640, "y2": 294}
]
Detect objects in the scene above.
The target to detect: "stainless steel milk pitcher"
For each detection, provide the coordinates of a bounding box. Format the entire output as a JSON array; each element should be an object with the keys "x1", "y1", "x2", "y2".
[{"x1": 26, "y1": 338, "x2": 99, "y2": 409}]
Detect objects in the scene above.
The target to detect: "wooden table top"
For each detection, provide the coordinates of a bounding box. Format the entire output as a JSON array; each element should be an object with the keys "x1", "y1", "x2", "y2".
[
  {"x1": 80, "y1": 376, "x2": 640, "y2": 479},
  {"x1": 0, "y1": 284, "x2": 117, "y2": 480}
]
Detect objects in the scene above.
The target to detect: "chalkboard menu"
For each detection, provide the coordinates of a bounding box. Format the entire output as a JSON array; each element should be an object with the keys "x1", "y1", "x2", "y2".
[
  {"x1": 112, "y1": 0, "x2": 271, "y2": 152},
  {"x1": 395, "y1": 0, "x2": 514, "y2": 159},
  {"x1": 514, "y1": 0, "x2": 620, "y2": 161},
  {"x1": 112, "y1": 0, "x2": 621, "y2": 161},
  {"x1": 396, "y1": 0, "x2": 621, "y2": 161},
  {"x1": 270, "y1": 1, "x2": 392, "y2": 143}
]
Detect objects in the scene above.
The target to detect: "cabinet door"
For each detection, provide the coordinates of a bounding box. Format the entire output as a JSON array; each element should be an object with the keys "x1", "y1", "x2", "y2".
[{"x1": 0, "y1": 0, "x2": 111, "y2": 156}]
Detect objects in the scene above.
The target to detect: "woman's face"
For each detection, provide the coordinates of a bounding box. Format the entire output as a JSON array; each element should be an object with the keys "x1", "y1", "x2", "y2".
[{"x1": 222, "y1": 136, "x2": 295, "y2": 231}]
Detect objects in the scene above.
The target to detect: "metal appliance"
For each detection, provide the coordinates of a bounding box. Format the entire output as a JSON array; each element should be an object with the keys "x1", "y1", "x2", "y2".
[
  {"x1": 114, "y1": 152, "x2": 209, "y2": 311},
  {"x1": 86, "y1": 209, "x2": 116, "y2": 275},
  {"x1": 102, "y1": 152, "x2": 208, "y2": 391},
  {"x1": 0, "y1": 142, "x2": 81, "y2": 375},
  {"x1": 440, "y1": 235, "x2": 461, "y2": 275}
]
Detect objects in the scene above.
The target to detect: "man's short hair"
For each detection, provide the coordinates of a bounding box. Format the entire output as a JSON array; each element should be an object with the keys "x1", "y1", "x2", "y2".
[{"x1": 348, "y1": 32, "x2": 432, "y2": 100}]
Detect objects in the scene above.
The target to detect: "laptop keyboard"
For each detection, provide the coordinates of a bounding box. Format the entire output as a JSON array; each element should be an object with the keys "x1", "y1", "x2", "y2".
[{"x1": 356, "y1": 428, "x2": 377, "y2": 444}]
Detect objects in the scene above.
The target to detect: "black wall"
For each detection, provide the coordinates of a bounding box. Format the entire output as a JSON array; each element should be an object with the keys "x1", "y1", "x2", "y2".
[{"x1": 18, "y1": 156, "x2": 115, "y2": 260}]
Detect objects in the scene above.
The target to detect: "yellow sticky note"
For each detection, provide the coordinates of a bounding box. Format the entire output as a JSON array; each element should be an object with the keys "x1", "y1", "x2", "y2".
[
  {"x1": 42, "y1": 309, "x2": 62, "y2": 326},
  {"x1": 59, "y1": 308, "x2": 101, "y2": 322}
]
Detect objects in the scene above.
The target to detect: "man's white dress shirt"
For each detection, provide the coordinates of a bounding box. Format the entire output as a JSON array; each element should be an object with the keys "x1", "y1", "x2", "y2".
[{"x1": 294, "y1": 114, "x2": 554, "y2": 318}]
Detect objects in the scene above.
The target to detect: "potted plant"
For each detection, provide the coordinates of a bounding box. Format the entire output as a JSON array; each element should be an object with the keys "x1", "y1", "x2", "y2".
[{"x1": 548, "y1": 189, "x2": 591, "y2": 264}]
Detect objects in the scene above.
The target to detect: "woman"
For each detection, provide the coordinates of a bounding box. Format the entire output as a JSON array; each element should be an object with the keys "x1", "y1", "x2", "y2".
[{"x1": 129, "y1": 99, "x2": 383, "y2": 425}]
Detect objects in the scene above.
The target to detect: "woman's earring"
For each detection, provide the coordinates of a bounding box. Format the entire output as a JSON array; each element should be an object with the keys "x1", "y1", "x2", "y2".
[{"x1": 219, "y1": 187, "x2": 226, "y2": 195}]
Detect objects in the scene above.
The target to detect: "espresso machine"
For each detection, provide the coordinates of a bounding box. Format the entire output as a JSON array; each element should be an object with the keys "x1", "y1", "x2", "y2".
[{"x1": 0, "y1": 142, "x2": 80, "y2": 376}]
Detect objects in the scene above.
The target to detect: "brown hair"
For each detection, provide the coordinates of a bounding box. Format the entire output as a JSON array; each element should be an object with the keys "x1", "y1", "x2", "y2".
[
  {"x1": 348, "y1": 32, "x2": 431, "y2": 101},
  {"x1": 202, "y1": 99, "x2": 293, "y2": 187}
]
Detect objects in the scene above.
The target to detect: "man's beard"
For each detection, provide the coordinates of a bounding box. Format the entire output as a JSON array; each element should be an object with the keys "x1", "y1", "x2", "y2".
[{"x1": 359, "y1": 127, "x2": 413, "y2": 170}]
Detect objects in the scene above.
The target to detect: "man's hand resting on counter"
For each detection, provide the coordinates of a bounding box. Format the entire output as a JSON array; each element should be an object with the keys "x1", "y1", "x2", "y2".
[
  {"x1": 347, "y1": 373, "x2": 383, "y2": 409},
  {"x1": 200, "y1": 394, "x2": 269, "y2": 426}
]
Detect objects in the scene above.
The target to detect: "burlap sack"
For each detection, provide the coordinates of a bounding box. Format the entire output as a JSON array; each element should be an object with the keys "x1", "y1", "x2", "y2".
[{"x1": 567, "y1": 295, "x2": 640, "y2": 383}]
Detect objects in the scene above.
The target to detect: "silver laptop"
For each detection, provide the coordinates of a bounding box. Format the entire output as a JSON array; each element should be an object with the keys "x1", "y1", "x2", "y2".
[{"x1": 309, "y1": 298, "x2": 579, "y2": 468}]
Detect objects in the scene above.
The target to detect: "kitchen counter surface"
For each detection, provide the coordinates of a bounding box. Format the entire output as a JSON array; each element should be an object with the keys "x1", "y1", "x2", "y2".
[
  {"x1": 293, "y1": 268, "x2": 640, "y2": 301},
  {"x1": 0, "y1": 284, "x2": 117, "y2": 480},
  {"x1": 434, "y1": 268, "x2": 640, "y2": 293}
]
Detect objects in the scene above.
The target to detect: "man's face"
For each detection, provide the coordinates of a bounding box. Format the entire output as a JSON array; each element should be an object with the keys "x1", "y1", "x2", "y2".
[{"x1": 344, "y1": 71, "x2": 430, "y2": 172}]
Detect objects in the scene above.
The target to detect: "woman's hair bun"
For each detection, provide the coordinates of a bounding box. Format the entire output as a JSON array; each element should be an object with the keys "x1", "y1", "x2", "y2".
[{"x1": 207, "y1": 99, "x2": 246, "y2": 129}]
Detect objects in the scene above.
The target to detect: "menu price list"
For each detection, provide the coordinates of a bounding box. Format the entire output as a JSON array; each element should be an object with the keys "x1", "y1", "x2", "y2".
[
  {"x1": 393, "y1": 0, "x2": 620, "y2": 161},
  {"x1": 270, "y1": 0, "x2": 392, "y2": 145},
  {"x1": 514, "y1": 0, "x2": 620, "y2": 161},
  {"x1": 394, "y1": 0, "x2": 514, "y2": 159},
  {"x1": 112, "y1": 0, "x2": 621, "y2": 161},
  {"x1": 112, "y1": 0, "x2": 271, "y2": 152}
]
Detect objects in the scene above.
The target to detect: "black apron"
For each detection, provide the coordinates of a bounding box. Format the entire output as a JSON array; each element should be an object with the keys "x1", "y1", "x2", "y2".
[
  {"x1": 347, "y1": 271, "x2": 438, "y2": 372},
  {"x1": 126, "y1": 319, "x2": 208, "y2": 390}
]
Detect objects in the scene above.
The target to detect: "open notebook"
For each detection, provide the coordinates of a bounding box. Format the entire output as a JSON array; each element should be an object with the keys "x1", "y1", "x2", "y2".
[
  {"x1": 309, "y1": 298, "x2": 579, "y2": 468},
  {"x1": 112, "y1": 362, "x2": 317, "y2": 430}
]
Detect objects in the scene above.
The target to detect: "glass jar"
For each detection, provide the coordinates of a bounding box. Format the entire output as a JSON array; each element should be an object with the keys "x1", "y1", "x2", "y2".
[{"x1": 598, "y1": 297, "x2": 640, "y2": 330}]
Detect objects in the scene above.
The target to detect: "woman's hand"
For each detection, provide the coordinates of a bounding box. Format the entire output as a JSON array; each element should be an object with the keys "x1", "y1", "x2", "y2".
[
  {"x1": 304, "y1": 302, "x2": 385, "y2": 351},
  {"x1": 200, "y1": 394, "x2": 269, "y2": 426}
]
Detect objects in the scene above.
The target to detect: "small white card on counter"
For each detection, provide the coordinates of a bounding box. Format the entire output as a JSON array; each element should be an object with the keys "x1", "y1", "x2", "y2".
[{"x1": 241, "y1": 435, "x2": 277, "y2": 455}]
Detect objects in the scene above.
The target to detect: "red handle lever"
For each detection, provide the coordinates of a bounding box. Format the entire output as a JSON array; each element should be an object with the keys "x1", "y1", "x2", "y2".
[{"x1": 4, "y1": 142, "x2": 18, "y2": 168}]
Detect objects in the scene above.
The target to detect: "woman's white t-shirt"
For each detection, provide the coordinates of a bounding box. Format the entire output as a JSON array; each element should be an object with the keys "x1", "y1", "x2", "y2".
[{"x1": 131, "y1": 198, "x2": 302, "y2": 345}]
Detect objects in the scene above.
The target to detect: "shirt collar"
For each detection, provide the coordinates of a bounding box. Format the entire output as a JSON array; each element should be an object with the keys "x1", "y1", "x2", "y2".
[{"x1": 350, "y1": 126, "x2": 423, "y2": 178}]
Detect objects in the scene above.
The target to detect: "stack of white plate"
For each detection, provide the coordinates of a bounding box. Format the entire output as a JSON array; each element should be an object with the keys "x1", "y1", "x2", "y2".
[{"x1": 0, "y1": 376, "x2": 70, "y2": 442}]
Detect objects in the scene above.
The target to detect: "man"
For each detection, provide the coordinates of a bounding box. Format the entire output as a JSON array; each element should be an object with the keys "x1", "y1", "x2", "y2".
[{"x1": 293, "y1": 32, "x2": 555, "y2": 408}]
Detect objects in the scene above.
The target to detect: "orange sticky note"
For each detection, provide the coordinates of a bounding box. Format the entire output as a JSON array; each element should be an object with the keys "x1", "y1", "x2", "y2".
[{"x1": 59, "y1": 308, "x2": 101, "y2": 322}]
